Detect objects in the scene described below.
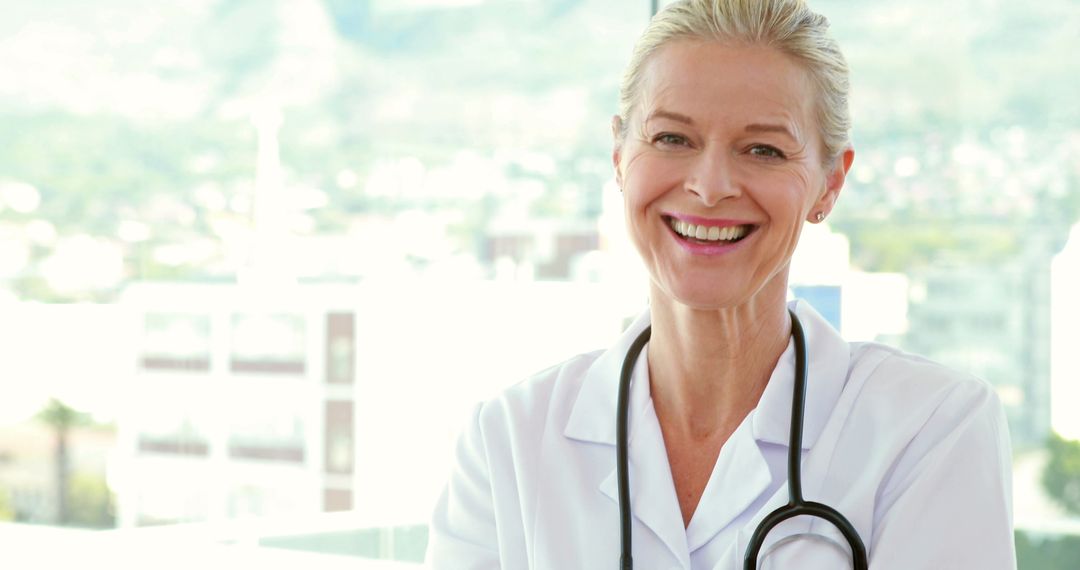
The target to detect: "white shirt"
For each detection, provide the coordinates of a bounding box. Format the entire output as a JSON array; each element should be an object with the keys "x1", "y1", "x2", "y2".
[{"x1": 426, "y1": 300, "x2": 1016, "y2": 569}]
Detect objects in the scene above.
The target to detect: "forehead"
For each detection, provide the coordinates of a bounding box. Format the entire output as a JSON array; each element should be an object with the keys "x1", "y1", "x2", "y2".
[{"x1": 637, "y1": 40, "x2": 816, "y2": 132}]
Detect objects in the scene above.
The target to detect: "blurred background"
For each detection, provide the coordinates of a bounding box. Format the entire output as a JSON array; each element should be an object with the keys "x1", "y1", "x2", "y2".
[{"x1": 0, "y1": 0, "x2": 1078, "y2": 567}]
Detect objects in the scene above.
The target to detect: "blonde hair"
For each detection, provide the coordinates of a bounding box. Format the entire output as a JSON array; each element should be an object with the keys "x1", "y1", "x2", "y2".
[{"x1": 617, "y1": 0, "x2": 851, "y2": 163}]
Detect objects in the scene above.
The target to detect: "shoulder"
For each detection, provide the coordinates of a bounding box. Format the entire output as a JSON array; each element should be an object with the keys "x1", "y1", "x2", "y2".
[
  {"x1": 838, "y1": 350, "x2": 1016, "y2": 564},
  {"x1": 843, "y1": 341, "x2": 1011, "y2": 491},
  {"x1": 838, "y1": 342, "x2": 1010, "y2": 478},
  {"x1": 849, "y1": 341, "x2": 1002, "y2": 417},
  {"x1": 474, "y1": 349, "x2": 603, "y2": 443}
]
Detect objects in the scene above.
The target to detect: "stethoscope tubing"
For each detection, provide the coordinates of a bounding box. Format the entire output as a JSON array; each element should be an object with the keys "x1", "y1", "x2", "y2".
[
  {"x1": 741, "y1": 311, "x2": 867, "y2": 569},
  {"x1": 616, "y1": 309, "x2": 868, "y2": 570},
  {"x1": 616, "y1": 324, "x2": 650, "y2": 570}
]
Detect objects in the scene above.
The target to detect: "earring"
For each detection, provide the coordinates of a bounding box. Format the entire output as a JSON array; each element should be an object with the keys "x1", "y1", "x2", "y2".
[{"x1": 814, "y1": 212, "x2": 825, "y2": 222}]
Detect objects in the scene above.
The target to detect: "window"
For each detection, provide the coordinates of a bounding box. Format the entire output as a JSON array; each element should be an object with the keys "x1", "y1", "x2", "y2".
[{"x1": 1, "y1": 0, "x2": 1077, "y2": 567}]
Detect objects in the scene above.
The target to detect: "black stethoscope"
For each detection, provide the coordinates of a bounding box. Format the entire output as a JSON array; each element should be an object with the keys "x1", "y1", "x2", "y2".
[{"x1": 616, "y1": 309, "x2": 868, "y2": 569}]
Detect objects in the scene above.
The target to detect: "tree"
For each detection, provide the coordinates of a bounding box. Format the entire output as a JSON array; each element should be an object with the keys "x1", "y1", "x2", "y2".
[
  {"x1": 0, "y1": 488, "x2": 13, "y2": 521},
  {"x1": 35, "y1": 398, "x2": 90, "y2": 525},
  {"x1": 67, "y1": 472, "x2": 116, "y2": 529},
  {"x1": 1042, "y1": 432, "x2": 1080, "y2": 515}
]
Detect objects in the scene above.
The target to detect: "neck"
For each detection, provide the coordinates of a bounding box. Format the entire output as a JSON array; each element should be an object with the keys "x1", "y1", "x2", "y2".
[{"x1": 646, "y1": 282, "x2": 792, "y2": 441}]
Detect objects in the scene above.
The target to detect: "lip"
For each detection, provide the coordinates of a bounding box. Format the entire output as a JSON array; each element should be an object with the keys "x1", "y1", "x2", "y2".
[{"x1": 663, "y1": 214, "x2": 758, "y2": 256}]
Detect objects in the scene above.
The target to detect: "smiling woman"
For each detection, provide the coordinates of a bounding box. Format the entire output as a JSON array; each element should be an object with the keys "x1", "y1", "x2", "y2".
[
  {"x1": 426, "y1": 1, "x2": 1016, "y2": 569},
  {"x1": 3, "y1": 0, "x2": 1076, "y2": 566},
  {"x1": 613, "y1": 41, "x2": 850, "y2": 312}
]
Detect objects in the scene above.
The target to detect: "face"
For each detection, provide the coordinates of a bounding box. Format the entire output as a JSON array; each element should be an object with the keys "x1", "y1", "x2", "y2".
[{"x1": 612, "y1": 40, "x2": 853, "y2": 310}]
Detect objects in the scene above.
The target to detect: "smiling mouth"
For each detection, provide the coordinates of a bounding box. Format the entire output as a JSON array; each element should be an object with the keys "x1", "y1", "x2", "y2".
[{"x1": 666, "y1": 216, "x2": 756, "y2": 244}]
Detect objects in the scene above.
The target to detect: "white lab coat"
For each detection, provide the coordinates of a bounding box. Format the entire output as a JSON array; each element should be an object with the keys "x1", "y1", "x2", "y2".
[{"x1": 426, "y1": 300, "x2": 1016, "y2": 569}]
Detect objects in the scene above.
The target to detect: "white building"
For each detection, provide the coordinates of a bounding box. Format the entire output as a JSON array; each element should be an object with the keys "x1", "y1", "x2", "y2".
[
  {"x1": 114, "y1": 283, "x2": 361, "y2": 527},
  {"x1": 112, "y1": 278, "x2": 642, "y2": 529},
  {"x1": 790, "y1": 222, "x2": 909, "y2": 341},
  {"x1": 1051, "y1": 222, "x2": 1080, "y2": 440}
]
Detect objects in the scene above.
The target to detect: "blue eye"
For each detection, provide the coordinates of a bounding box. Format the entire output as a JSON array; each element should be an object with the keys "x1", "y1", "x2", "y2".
[
  {"x1": 749, "y1": 145, "x2": 786, "y2": 159},
  {"x1": 653, "y1": 133, "x2": 689, "y2": 147}
]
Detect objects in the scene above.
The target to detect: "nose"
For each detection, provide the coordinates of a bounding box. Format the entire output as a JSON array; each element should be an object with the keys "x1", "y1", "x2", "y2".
[{"x1": 684, "y1": 149, "x2": 741, "y2": 207}]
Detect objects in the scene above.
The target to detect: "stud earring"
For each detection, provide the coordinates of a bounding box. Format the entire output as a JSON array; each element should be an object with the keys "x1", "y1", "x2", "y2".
[{"x1": 814, "y1": 212, "x2": 825, "y2": 222}]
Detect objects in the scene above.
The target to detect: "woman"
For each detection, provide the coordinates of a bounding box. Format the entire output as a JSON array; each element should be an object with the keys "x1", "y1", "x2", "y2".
[{"x1": 427, "y1": 0, "x2": 1016, "y2": 568}]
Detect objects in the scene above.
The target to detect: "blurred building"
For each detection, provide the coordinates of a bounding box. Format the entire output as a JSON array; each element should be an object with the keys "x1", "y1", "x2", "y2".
[
  {"x1": 114, "y1": 283, "x2": 359, "y2": 527},
  {"x1": 901, "y1": 244, "x2": 1055, "y2": 448},
  {"x1": 485, "y1": 219, "x2": 599, "y2": 280},
  {"x1": 112, "y1": 278, "x2": 642, "y2": 529},
  {"x1": 1050, "y1": 222, "x2": 1080, "y2": 440},
  {"x1": 790, "y1": 222, "x2": 909, "y2": 341}
]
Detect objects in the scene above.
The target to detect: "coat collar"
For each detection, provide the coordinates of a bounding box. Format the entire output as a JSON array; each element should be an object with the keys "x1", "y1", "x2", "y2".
[
  {"x1": 563, "y1": 308, "x2": 652, "y2": 445},
  {"x1": 562, "y1": 300, "x2": 853, "y2": 564},
  {"x1": 751, "y1": 300, "x2": 851, "y2": 449},
  {"x1": 564, "y1": 299, "x2": 851, "y2": 450}
]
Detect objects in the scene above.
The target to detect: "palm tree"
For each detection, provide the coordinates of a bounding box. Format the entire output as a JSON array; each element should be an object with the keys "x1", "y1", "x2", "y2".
[{"x1": 36, "y1": 398, "x2": 89, "y2": 525}]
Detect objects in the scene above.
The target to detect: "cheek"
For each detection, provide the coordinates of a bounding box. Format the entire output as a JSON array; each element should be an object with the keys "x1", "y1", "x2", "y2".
[
  {"x1": 620, "y1": 154, "x2": 677, "y2": 261},
  {"x1": 770, "y1": 171, "x2": 820, "y2": 222},
  {"x1": 757, "y1": 175, "x2": 817, "y2": 253},
  {"x1": 621, "y1": 158, "x2": 656, "y2": 222},
  {"x1": 622, "y1": 153, "x2": 681, "y2": 207}
]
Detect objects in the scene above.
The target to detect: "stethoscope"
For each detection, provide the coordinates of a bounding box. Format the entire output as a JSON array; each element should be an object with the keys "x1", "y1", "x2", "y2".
[{"x1": 616, "y1": 309, "x2": 868, "y2": 569}]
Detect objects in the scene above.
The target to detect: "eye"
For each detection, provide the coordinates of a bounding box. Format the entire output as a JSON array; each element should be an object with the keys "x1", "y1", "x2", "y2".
[
  {"x1": 748, "y1": 144, "x2": 786, "y2": 159},
  {"x1": 652, "y1": 133, "x2": 690, "y2": 147}
]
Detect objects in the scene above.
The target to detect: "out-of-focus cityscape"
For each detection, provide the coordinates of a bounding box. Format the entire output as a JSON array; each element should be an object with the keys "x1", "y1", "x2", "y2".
[{"x1": 1, "y1": 0, "x2": 1079, "y2": 567}]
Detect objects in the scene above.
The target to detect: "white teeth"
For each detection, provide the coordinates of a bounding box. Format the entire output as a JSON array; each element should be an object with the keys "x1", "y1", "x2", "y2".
[{"x1": 668, "y1": 218, "x2": 750, "y2": 242}]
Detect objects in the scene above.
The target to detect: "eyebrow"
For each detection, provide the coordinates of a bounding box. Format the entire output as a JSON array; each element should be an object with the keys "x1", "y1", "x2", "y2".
[
  {"x1": 645, "y1": 109, "x2": 695, "y2": 126},
  {"x1": 744, "y1": 123, "x2": 799, "y2": 141},
  {"x1": 647, "y1": 110, "x2": 799, "y2": 141}
]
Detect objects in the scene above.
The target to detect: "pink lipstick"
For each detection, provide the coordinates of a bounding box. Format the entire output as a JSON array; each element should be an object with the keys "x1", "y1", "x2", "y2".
[{"x1": 663, "y1": 214, "x2": 757, "y2": 255}]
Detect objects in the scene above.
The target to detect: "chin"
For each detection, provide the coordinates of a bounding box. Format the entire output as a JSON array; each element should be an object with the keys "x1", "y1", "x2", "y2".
[{"x1": 654, "y1": 277, "x2": 751, "y2": 311}]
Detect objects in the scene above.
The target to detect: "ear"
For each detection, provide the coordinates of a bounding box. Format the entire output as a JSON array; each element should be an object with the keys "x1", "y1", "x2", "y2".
[
  {"x1": 611, "y1": 115, "x2": 625, "y2": 189},
  {"x1": 810, "y1": 146, "x2": 855, "y2": 221}
]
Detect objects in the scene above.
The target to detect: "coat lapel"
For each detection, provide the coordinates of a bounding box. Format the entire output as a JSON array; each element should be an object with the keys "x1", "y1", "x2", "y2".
[
  {"x1": 717, "y1": 300, "x2": 860, "y2": 565},
  {"x1": 685, "y1": 415, "x2": 772, "y2": 553},
  {"x1": 751, "y1": 300, "x2": 850, "y2": 450},
  {"x1": 692, "y1": 300, "x2": 857, "y2": 561},
  {"x1": 596, "y1": 401, "x2": 692, "y2": 568},
  {"x1": 561, "y1": 300, "x2": 857, "y2": 567},
  {"x1": 565, "y1": 310, "x2": 690, "y2": 567}
]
